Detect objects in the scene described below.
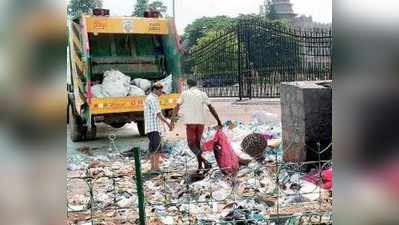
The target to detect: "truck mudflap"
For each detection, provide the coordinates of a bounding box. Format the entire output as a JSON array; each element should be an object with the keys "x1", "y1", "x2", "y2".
[{"x1": 89, "y1": 93, "x2": 180, "y2": 115}]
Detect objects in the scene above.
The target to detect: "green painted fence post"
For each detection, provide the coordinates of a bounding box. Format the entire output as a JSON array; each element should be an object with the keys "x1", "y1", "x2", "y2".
[{"x1": 133, "y1": 147, "x2": 146, "y2": 225}]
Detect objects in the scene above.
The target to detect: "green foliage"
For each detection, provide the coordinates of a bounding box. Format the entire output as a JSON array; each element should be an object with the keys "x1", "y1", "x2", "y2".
[
  {"x1": 191, "y1": 31, "x2": 238, "y2": 76},
  {"x1": 183, "y1": 14, "x2": 282, "y2": 50},
  {"x1": 67, "y1": 0, "x2": 103, "y2": 18},
  {"x1": 148, "y1": 0, "x2": 168, "y2": 16},
  {"x1": 188, "y1": 15, "x2": 301, "y2": 76},
  {"x1": 182, "y1": 16, "x2": 235, "y2": 49},
  {"x1": 133, "y1": 0, "x2": 149, "y2": 16}
]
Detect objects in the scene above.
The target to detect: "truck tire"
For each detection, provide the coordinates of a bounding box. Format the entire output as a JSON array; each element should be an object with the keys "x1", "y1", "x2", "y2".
[
  {"x1": 136, "y1": 121, "x2": 145, "y2": 137},
  {"x1": 69, "y1": 106, "x2": 83, "y2": 142},
  {"x1": 85, "y1": 124, "x2": 97, "y2": 140},
  {"x1": 110, "y1": 123, "x2": 126, "y2": 128}
]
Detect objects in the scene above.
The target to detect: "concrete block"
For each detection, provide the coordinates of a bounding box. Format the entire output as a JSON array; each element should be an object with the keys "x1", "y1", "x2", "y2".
[{"x1": 281, "y1": 80, "x2": 332, "y2": 163}]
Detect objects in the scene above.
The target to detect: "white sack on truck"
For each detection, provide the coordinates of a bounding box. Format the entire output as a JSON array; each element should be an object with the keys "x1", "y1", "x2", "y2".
[
  {"x1": 133, "y1": 78, "x2": 152, "y2": 92},
  {"x1": 128, "y1": 85, "x2": 145, "y2": 96},
  {"x1": 102, "y1": 70, "x2": 131, "y2": 97},
  {"x1": 160, "y1": 74, "x2": 173, "y2": 94},
  {"x1": 92, "y1": 84, "x2": 105, "y2": 98}
]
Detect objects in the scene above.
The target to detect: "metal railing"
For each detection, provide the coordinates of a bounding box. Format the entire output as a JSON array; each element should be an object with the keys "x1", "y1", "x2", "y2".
[{"x1": 184, "y1": 18, "x2": 332, "y2": 99}]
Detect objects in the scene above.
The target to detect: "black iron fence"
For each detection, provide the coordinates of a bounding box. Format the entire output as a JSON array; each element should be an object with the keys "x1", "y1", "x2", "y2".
[{"x1": 184, "y1": 19, "x2": 332, "y2": 98}]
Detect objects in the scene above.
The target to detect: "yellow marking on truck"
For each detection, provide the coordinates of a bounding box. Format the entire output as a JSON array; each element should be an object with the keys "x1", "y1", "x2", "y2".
[
  {"x1": 73, "y1": 22, "x2": 81, "y2": 33},
  {"x1": 85, "y1": 16, "x2": 169, "y2": 35},
  {"x1": 90, "y1": 94, "x2": 179, "y2": 115},
  {"x1": 72, "y1": 33, "x2": 82, "y2": 52},
  {"x1": 73, "y1": 53, "x2": 84, "y2": 73}
]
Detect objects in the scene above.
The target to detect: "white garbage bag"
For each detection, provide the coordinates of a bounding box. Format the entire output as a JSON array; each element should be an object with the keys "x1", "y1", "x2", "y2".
[
  {"x1": 102, "y1": 69, "x2": 131, "y2": 97},
  {"x1": 251, "y1": 110, "x2": 278, "y2": 125},
  {"x1": 133, "y1": 78, "x2": 152, "y2": 92},
  {"x1": 128, "y1": 85, "x2": 145, "y2": 96},
  {"x1": 91, "y1": 84, "x2": 105, "y2": 98},
  {"x1": 298, "y1": 180, "x2": 322, "y2": 202},
  {"x1": 160, "y1": 74, "x2": 173, "y2": 94}
]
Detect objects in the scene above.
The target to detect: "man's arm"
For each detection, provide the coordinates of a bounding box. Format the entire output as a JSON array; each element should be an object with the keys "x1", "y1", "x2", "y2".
[
  {"x1": 157, "y1": 112, "x2": 171, "y2": 129},
  {"x1": 207, "y1": 104, "x2": 222, "y2": 128},
  {"x1": 153, "y1": 98, "x2": 171, "y2": 129}
]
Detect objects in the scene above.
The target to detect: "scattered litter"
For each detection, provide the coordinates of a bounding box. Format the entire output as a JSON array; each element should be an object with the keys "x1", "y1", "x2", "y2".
[
  {"x1": 128, "y1": 84, "x2": 146, "y2": 96},
  {"x1": 202, "y1": 130, "x2": 240, "y2": 175},
  {"x1": 91, "y1": 84, "x2": 105, "y2": 98},
  {"x1": 67, "y1": 163, "x2": 80, "y2": 171},
  {"x1": 133, "y1": 78, "x2": 152, "y2": 92},
  {"x1": 102, "y1": 69, "x2": 131, "y2": 97},
  {"x1": 67, "y1": 120, "x2": 331, "y2": 224},
  {"x1": 251, "y1": 110, "x2": 278, "y2": 125},
  {"x1": 303, "y1": 167, "x2": 333, "y2": 190},
  {"x1": 160, "y1": 74, "x2": 173, "y2": 94},
  {"x1": 92, "y1": 71, "x2": 174, "y2": 98}
]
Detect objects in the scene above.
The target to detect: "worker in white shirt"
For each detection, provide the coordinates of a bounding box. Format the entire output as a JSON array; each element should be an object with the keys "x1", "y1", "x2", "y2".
[{"x1": 170, "y1": 79, "x2": 222, "y2": 174}]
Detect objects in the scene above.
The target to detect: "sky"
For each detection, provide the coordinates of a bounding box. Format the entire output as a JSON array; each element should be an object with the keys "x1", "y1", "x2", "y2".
[{"x1": 102, "y1": 0, "x2": 332, "y2": 34}]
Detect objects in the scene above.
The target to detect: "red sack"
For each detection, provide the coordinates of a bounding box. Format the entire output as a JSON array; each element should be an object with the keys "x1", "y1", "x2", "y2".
[
  {"x1": 202, "y1": 130, "x2": 240, "y2": 175},
  {"x1": 303, "y1": 167, "x2": 333, "y2": 190}
]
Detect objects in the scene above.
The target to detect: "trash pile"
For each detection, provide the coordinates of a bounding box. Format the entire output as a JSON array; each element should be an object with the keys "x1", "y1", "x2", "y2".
[
  {"x1": 91, "y1": 69, "x2": 173, "y2": 98},
  {"x1": 67, "y1": 114, "x2": 332, "y2": 225}
]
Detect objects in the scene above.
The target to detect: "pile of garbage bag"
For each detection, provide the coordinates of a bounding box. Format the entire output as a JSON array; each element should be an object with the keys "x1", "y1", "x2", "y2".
[
  {"x1": 91, "y1": 69, "x2": 173, "y2": 98},
  {"x1": 67, "y1": 119, "x2": 332, "y2": 225}
]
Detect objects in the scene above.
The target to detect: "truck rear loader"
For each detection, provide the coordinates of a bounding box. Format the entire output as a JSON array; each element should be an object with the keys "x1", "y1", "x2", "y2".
[{"x1": 67, "y1": 10, "x2": 183, "y2": 142}]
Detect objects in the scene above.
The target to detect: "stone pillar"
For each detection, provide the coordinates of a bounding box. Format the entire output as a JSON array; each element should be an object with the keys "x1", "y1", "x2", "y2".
[{"x1": 280, "y1": 81, "x2": 332, "y2": 162}]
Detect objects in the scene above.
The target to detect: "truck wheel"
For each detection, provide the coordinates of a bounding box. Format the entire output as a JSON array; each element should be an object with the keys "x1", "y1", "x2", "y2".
[
  {"x1": 69, "y1": 106, "x2": 83, "y2": 142},
  {"x1": 110, "y1": 123, "x2": 126, "y2": 128},
  {"x1": 136, "y1": 121, "x2": 145, "y2": 137},
  {"x1": 86, "y1": 125, "x2": 97, "y2": 140}
]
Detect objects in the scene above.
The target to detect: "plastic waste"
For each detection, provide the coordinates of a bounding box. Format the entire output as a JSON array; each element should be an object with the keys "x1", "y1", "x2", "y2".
[
  {"x1": 67, "y1": 120, "x2": 332, "y2": 225},
  {"x1": 161, "y1": 216, "x2": 174, "y2": 225},
  {"x1": 117, "y1": 196, "x2": 135, "y2": 208},
  {"x1": 133, "y1": 78, "x2": 152, "y2": 92},
  {"x1": 91, "y1": 84, "x2": 105, "y2": 98},
  {"x1": 128, "y1": 84, "x2": 145, "y2": 96},
  {"x1": 67, "y1": 163, "x2": 80, "y2": 171},
  {"x1": 160, "y1": 74, "x2": 173, "y2": 94},
  {"x1": 303, "y1": 167, "x2": 333, "y2": 190},
  {"x1": 211, "y1": 181, "x2": 231, "y2": 201},
  {"x1": 102, "y1": 69, "x2": 131, "y2": 97},
  {"x1": 299, "y1": 180, "x2": 321, "y2": 201},
  {"x1": 202, "y1": 130, "x2": 240, "y2": 175},
  {"x1": 251, "y1": 110, "x2": 278, "y2": 125}
]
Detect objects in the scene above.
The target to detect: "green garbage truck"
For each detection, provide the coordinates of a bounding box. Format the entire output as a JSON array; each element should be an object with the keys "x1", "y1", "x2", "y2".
[{"x1": 67, "y1": 10, "x2": 183, "y2": 142}]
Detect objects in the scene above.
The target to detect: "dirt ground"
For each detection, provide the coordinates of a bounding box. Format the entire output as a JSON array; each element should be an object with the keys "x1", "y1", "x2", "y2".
[{"x1": 67, "y1": 98, "x2": 281, "y2": 156}]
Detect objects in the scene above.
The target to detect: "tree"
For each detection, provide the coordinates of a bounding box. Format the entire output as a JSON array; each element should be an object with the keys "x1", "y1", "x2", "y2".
[
  {"x1": 182, "y1": 16, "x2": 235, "y2": 49},
  {"x1": 188, "y1": 15, "x2": 299, "y2": 77},
  {"x1": 133, "y1": 0, "x2": 149, "y2": 16},
  {"x1": 148, "y1": 0, "x2": 168, "y2": 16},
  {"x1": 67, "y1": 0, "x2": 103, "y2": 18},
  {"x1": 191, "y1": 31, "x2": 238, "y2": 76}
]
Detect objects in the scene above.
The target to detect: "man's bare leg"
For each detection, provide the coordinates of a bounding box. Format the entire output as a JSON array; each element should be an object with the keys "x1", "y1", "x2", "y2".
[
  {"x1": 150, "y1": 154, "x2": 155, "y2": 171},
  {"x1": 196, "y1": 155, "x2": 203, "y2": 171},
  {"x1": 201, "y1": 156, "x2": 211, "y2": 172},
  {"x1": 155, "y1": 153, "x2": 161, "y2": 171}
]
